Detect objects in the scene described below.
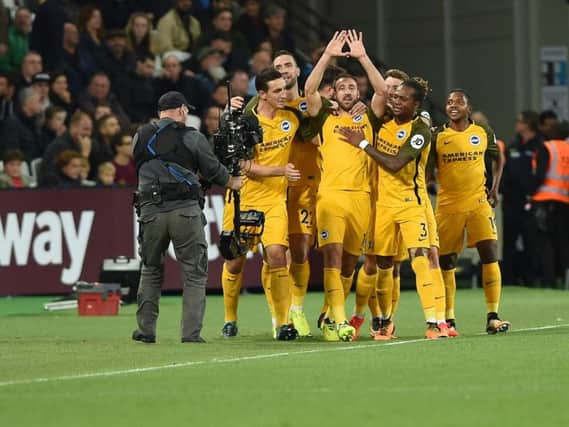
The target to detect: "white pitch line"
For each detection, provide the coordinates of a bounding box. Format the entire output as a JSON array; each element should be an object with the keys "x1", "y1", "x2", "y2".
[{"x1": 1, "y1": 324, "x2": 568, "y2": 388}]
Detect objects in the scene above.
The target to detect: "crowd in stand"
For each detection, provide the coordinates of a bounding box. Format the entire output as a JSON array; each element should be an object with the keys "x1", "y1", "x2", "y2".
[{"x1": 0, "y1": 0, "x2": 320, "y2": 189}]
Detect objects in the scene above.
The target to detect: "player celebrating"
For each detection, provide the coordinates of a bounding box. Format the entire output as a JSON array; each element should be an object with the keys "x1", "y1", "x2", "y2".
[
  {"x1": 431, "y1": 89, "x2": 510, "y2": 334},
  {"x1": 305, "y1": 30, "x2": 385, "y2": 341}
]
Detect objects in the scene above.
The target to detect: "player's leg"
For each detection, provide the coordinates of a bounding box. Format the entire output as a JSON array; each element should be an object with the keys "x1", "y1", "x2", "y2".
[
  {"x1": 221, "y1": 256, "x2": 246, "y2": 337},
  {"x1": 352, "y1": 255, "x2": 378, "y2": 337},
  {"x1": 469, "y1": 204, "x2": 510, "y2": 334}
]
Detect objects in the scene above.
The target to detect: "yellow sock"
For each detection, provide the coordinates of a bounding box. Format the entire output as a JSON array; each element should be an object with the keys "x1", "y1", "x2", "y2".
[
  {"x1": 270, "y1": 267, "x2": 291, "y2": 326},
  {"x1": 377, "y1": 266, "x2": 394, "y2": 319},
  {"x1": 368, "y1": 287, "x2": 381, "y2": 318},
  {"x1": 222, "y1": 263, "x2": 242, "y2": 322},
  {"x1": 431, "y1": 267, "x2": 446, "y2": 323},
  {"x1": 391, "y1": 274, "x2": 401, "y2": 318},
  {"x1": 411, "y1": 256, "x2": 436, "y2": 323},
  {"x1": 482, "y1": 262, "x2": 502, "y2": 314},
  {"x1": 290, "y1": 261, "x2": 310, "y2": 308},
  {"x1": 324, "y1": 268, "x2": 346, "y2": 323},
  {"x1": 442, "y1": 268, "x2": 456, "y2": 320},
  {"x1": 355, "y1": 269, "x2": 377, "y2": 316},
  {"x1": 261, "y1": 261, "x2": 275, "y2": 319},
  {"x1": 341, "y1": 274, "x2": 354, "y2": 300}
]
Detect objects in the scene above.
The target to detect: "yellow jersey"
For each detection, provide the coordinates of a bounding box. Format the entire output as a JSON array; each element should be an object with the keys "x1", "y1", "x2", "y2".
[
  {"x1": 318, "y1": 111, "x2": 379, "y2": 193},
  {"x1": 376, "y1": 117, "x2": 431, "y2": 207},
  {"x1": 241, "y1": 107, "x2": 300, "y2": 205},
  {"x1": 432, "y1": 121, "x2": 498, "y2": 213}
]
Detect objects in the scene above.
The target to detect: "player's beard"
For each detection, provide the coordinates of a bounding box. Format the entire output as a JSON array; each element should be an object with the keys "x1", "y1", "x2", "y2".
[
  {"x1": 338, "y1": 96, "x2": 357, "y2": 112},
  {"x1": 284, "y1": 76, "x2": 297, "y2": 90}
]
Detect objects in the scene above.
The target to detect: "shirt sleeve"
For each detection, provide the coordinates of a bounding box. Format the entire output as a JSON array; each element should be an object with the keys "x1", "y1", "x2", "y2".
[
  {"x1": 243, "y1": 95, "x2": 259, "y2": 114},
  {"x1": 187, "y1": 131, "x2": 230, "y2": 187},
  {"x1": 297, "y1": 97, "x2": 331, "y2": 141},
  {"x1": 482, "y1": 123, "x2": 499, "y2": 160},
  {"x1": 399, "y1": 120, "x2": 432, "y2": 159}
]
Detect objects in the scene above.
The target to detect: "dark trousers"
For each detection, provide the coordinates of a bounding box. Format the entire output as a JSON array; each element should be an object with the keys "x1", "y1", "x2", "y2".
[
  {"x1": 531, "y1": 201, "x2": 569, "y2": 287},
  {"x1": 501, "y1": 203, "x2": 538, "y2": 286},
  {"x1": 136, "y1": 207, "x2": 208, "y2": 340}
]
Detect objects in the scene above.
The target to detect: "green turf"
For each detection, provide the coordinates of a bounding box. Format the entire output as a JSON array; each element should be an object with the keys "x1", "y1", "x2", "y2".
[{"x1": 1, "y1": 287, "x2": 568, "y2": 427}]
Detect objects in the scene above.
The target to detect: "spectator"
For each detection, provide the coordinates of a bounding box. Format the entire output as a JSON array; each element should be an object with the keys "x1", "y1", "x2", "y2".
[
  {"x1": 13, "y1": 51, "x2": 42, "y2": 95},
  {"x1": 96, "y1": 161, "x2": 116, "y2": 187},
  {"x1": 156, "y1": 0, "x2": 202, "y2": 55},
  {"x1": 94, "y1": 113, "x2": 120, "y2": 163},
  {"x1": 124, "y1": 53, "x2": 156, "y2": 124},
  {"x1": 110, "y1": 131, "x2": 136, "y2": 186},
  {"x1": 247, "y1": 48, "x2": 271, "y2": 96},
  {"x1": 0, "y1": 72, "x2": 15, "y2": 121},
  {"x1": 262, "y1": 4, "x2": 294, "y2": 52},
  {"x1": 77, "y1": 71, "x2": 130, "y2": 129},
  {"x1": 97, "y1": 0, "x2": 138, "y2": 30},
  {"x1": 236, "y1": 0, "x2": 265, "y2": 51},
  {"x1": 125, "y1": 12, "x2": 158, "y2": 58},
  {"x1": 94, "y1": 102, "x2": 112, "y2": 121},
  {"x1": 49, "y1": 72, "x2": 75, "y2": 116},
  {"x1": 210, "y1": 81, "x2": 228, "y2": 108},
  {"x1": 194, "y1": 46, "x2": 227, "y2": 93},
  {"x1": 40, "y1": 105, "x2": 67, "y2": 152},
  {"x1": 0, "y1": 87, "x2": 42, "y2": 161},
  {"x1": 210, "y1": 30, "x2": 249, "y2": 72},
  {"x1": 538, "y1": 110, "x2": 559, "y2": 140},
  {"x1": 154, "y1": 53, "x2": 209, "y2": 116},
  {"x1": 78, "y1": 5, "x2": 104, "y2": 64},
  {"x1": 0, "y1": 149, "x2": 32, "y2": 189},
  {"x1": 0, "y1": 7, "x2": 32, "y2": 73},
  {"x1": 99, "y1": 29, "x2": 136, "y2": 105},
  {"x1": 200, "y1": 105, "x2": 221, "y2": 143},
  {"x1": 40, "y1": 110, "x2": 104, "y2": 185},
  {"x1": 229, "y1": 69, "x2": 250, "y2": 101},
  {"x1": 31, "y1": 72, "x2": 51, "y2": 114},
  {"x1": 50, "y1": 149, "x2": 83, "y2": 188},
  {"x1": 29, "y1": 0, "x2": 68, "y2": 72},
  {"x1": 61, "y1": 22, "x2": 97, "y2": 97},
  {"x1": 501, "y1": 110, "x2": 544, "y2": 286},
  {"x1": 78, "y1": 155, "x2": 95, "y2": 186}
]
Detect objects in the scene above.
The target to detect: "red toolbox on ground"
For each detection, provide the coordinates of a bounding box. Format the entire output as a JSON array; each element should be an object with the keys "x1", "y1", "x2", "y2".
[{"x1": 76, "y1": 283, "x2": 121, "y2": 316}]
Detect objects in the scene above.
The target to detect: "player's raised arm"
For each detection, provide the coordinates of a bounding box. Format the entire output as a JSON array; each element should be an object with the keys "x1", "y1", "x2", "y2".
[
  {"x1": 345, "y1": 29, "x2": 386, "y2": 118},
  {"x1": 305, "y1": 30, "x2": 347, "y2": 116}
]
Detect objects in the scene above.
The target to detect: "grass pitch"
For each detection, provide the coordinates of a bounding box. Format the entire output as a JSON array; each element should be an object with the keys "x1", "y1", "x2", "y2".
[{"x1": 1, "y1": 287, "x2": 568, "y2": 427}]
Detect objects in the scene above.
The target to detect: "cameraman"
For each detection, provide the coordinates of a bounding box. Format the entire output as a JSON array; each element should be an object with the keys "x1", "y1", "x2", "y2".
[{"x1": 132, "y1": 91, "x2": 242, "y2": 344}]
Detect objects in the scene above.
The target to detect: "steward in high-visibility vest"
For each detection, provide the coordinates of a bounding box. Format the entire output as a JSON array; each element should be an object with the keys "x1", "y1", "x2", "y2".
[{"x1": 532, "y1": 139, "x2": 569, "y2": 204}]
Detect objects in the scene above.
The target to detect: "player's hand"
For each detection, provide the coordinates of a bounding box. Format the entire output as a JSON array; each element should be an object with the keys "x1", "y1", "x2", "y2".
[
  {"x1": 350, "y1": 101, "x2": 367, "y2": 118},
  {"x1": 325, "y1": 30, "x2": 348, "y2": 57},
  {"x1": 487, "y1": 187, "x2": 499, "y2": 208},
  {"x1": 346, "y1": 29, "x2": 366, "y2": 59},
  {"x1": 227, "y1": 175, "x2": 243, "y2": 190},
  {"x1": 284, "y1": 163, "x2": 301, "y2": 181},
  {"x1": 227, "y1": 96, "x2": 244, "y2": 111},
  {"x1": 337, "y1": 126, "x2": 365, "y2": 147}
]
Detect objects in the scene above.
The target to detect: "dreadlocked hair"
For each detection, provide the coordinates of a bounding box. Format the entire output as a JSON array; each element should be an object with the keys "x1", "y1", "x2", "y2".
[{"x1": 401, "y1": 77, "x2": 430, "y2": 107}]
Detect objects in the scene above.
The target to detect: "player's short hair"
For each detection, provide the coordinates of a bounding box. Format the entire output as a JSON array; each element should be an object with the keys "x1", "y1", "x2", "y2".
[
  {"x1": 333, "y1": 72, "x2": 358, "y2": 88},
  {"x1": 385, "y1": 69, "x2": 409, "y2": 81},
  {"x1": 255, "y1": 67, "x2": 283, "y2": 92},
  {"x1": 273, "y1": 50, "x2": 297, "y2": 65},
  {"x1": 448, "y1": 88, "x2": 471, "y2": 104}
]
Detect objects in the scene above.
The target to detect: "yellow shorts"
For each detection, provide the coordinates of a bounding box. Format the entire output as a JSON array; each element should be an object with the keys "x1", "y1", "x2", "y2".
[
  {"x1": 287, "y1": 184, "x2": 317, "y2": 237},
  {"x1": 316, "y1": 190, "x2": 371, "y2": 256},
  {"x1": 436, "y1": 201, "x2": 497, "y2": 255},
  {"x1": 373, "y1": 205, "x2": 430, "y2": 256},
  {"x1": 222, "y1": 192, "x2": 289, "y2": 248}
]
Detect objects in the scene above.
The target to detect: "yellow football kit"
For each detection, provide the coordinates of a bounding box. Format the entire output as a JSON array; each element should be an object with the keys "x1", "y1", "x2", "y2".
[{"x1": 432, "y1": 122, "x2": 499, "y2": 255}]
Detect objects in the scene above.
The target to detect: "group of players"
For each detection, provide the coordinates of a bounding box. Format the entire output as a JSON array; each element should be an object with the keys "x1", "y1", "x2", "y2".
[{"x1": 219, "y1": 30, "x2": 511, "y2": 341}]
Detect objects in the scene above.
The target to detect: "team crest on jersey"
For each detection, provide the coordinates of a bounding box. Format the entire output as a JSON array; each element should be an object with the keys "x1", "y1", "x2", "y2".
[
  {"x1": 352, "y1": 114, "x2": 363, "y2": 123},
  {"x1": 298, "y1": 101, "x2": 307, "y2": 112},
  {"x1": 320, "y1": 230, "x2": 329, "y2": 240},
  {"x1": 410, "y1": 134, "x2": 425, "y2": 149},
  {"x1": 396, "y1": 129, "x2": 407, "y2": 140},
  {"x1": 281, "y1": 120, "x2": 291, "y2": 132},
  {"x1": 470, "y1": 135, "x2": 481, "y2": 146},
  {"x1": 420, "y1": 111, "x2": 431, "y2": 120}
]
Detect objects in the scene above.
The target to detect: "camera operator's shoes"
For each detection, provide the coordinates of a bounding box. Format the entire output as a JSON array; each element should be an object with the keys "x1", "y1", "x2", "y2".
[
  {"x1": 132, "y1": 330, "x2": 156, "y2": 344},
  {"x1": 290, "y1": 310, "x2": 312, "y2": 337},
  {"x1": 181, "y1": 337, "x2": 206, "y2": 343},
  {"x1": 337, "y1": 321, "x2": 356, "y2": 342},
  {"x1": 486, "y1": 317, "x2": 511, "y2": 335},
  {"x1": 221, "y1": 321, "x2": 238, "y2": 338},
  {"x1": 275, "y1": 324, "x2": 298, "y2": 341}
]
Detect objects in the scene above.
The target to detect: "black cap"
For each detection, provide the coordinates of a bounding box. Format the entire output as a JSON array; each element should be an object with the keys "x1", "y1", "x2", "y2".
[
  {"x1": 157, "y1": 91, "x2": 195, "y2": 111},
  {"x1": 32, "y1": 72, "x2": 51, "y2": 84}
]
